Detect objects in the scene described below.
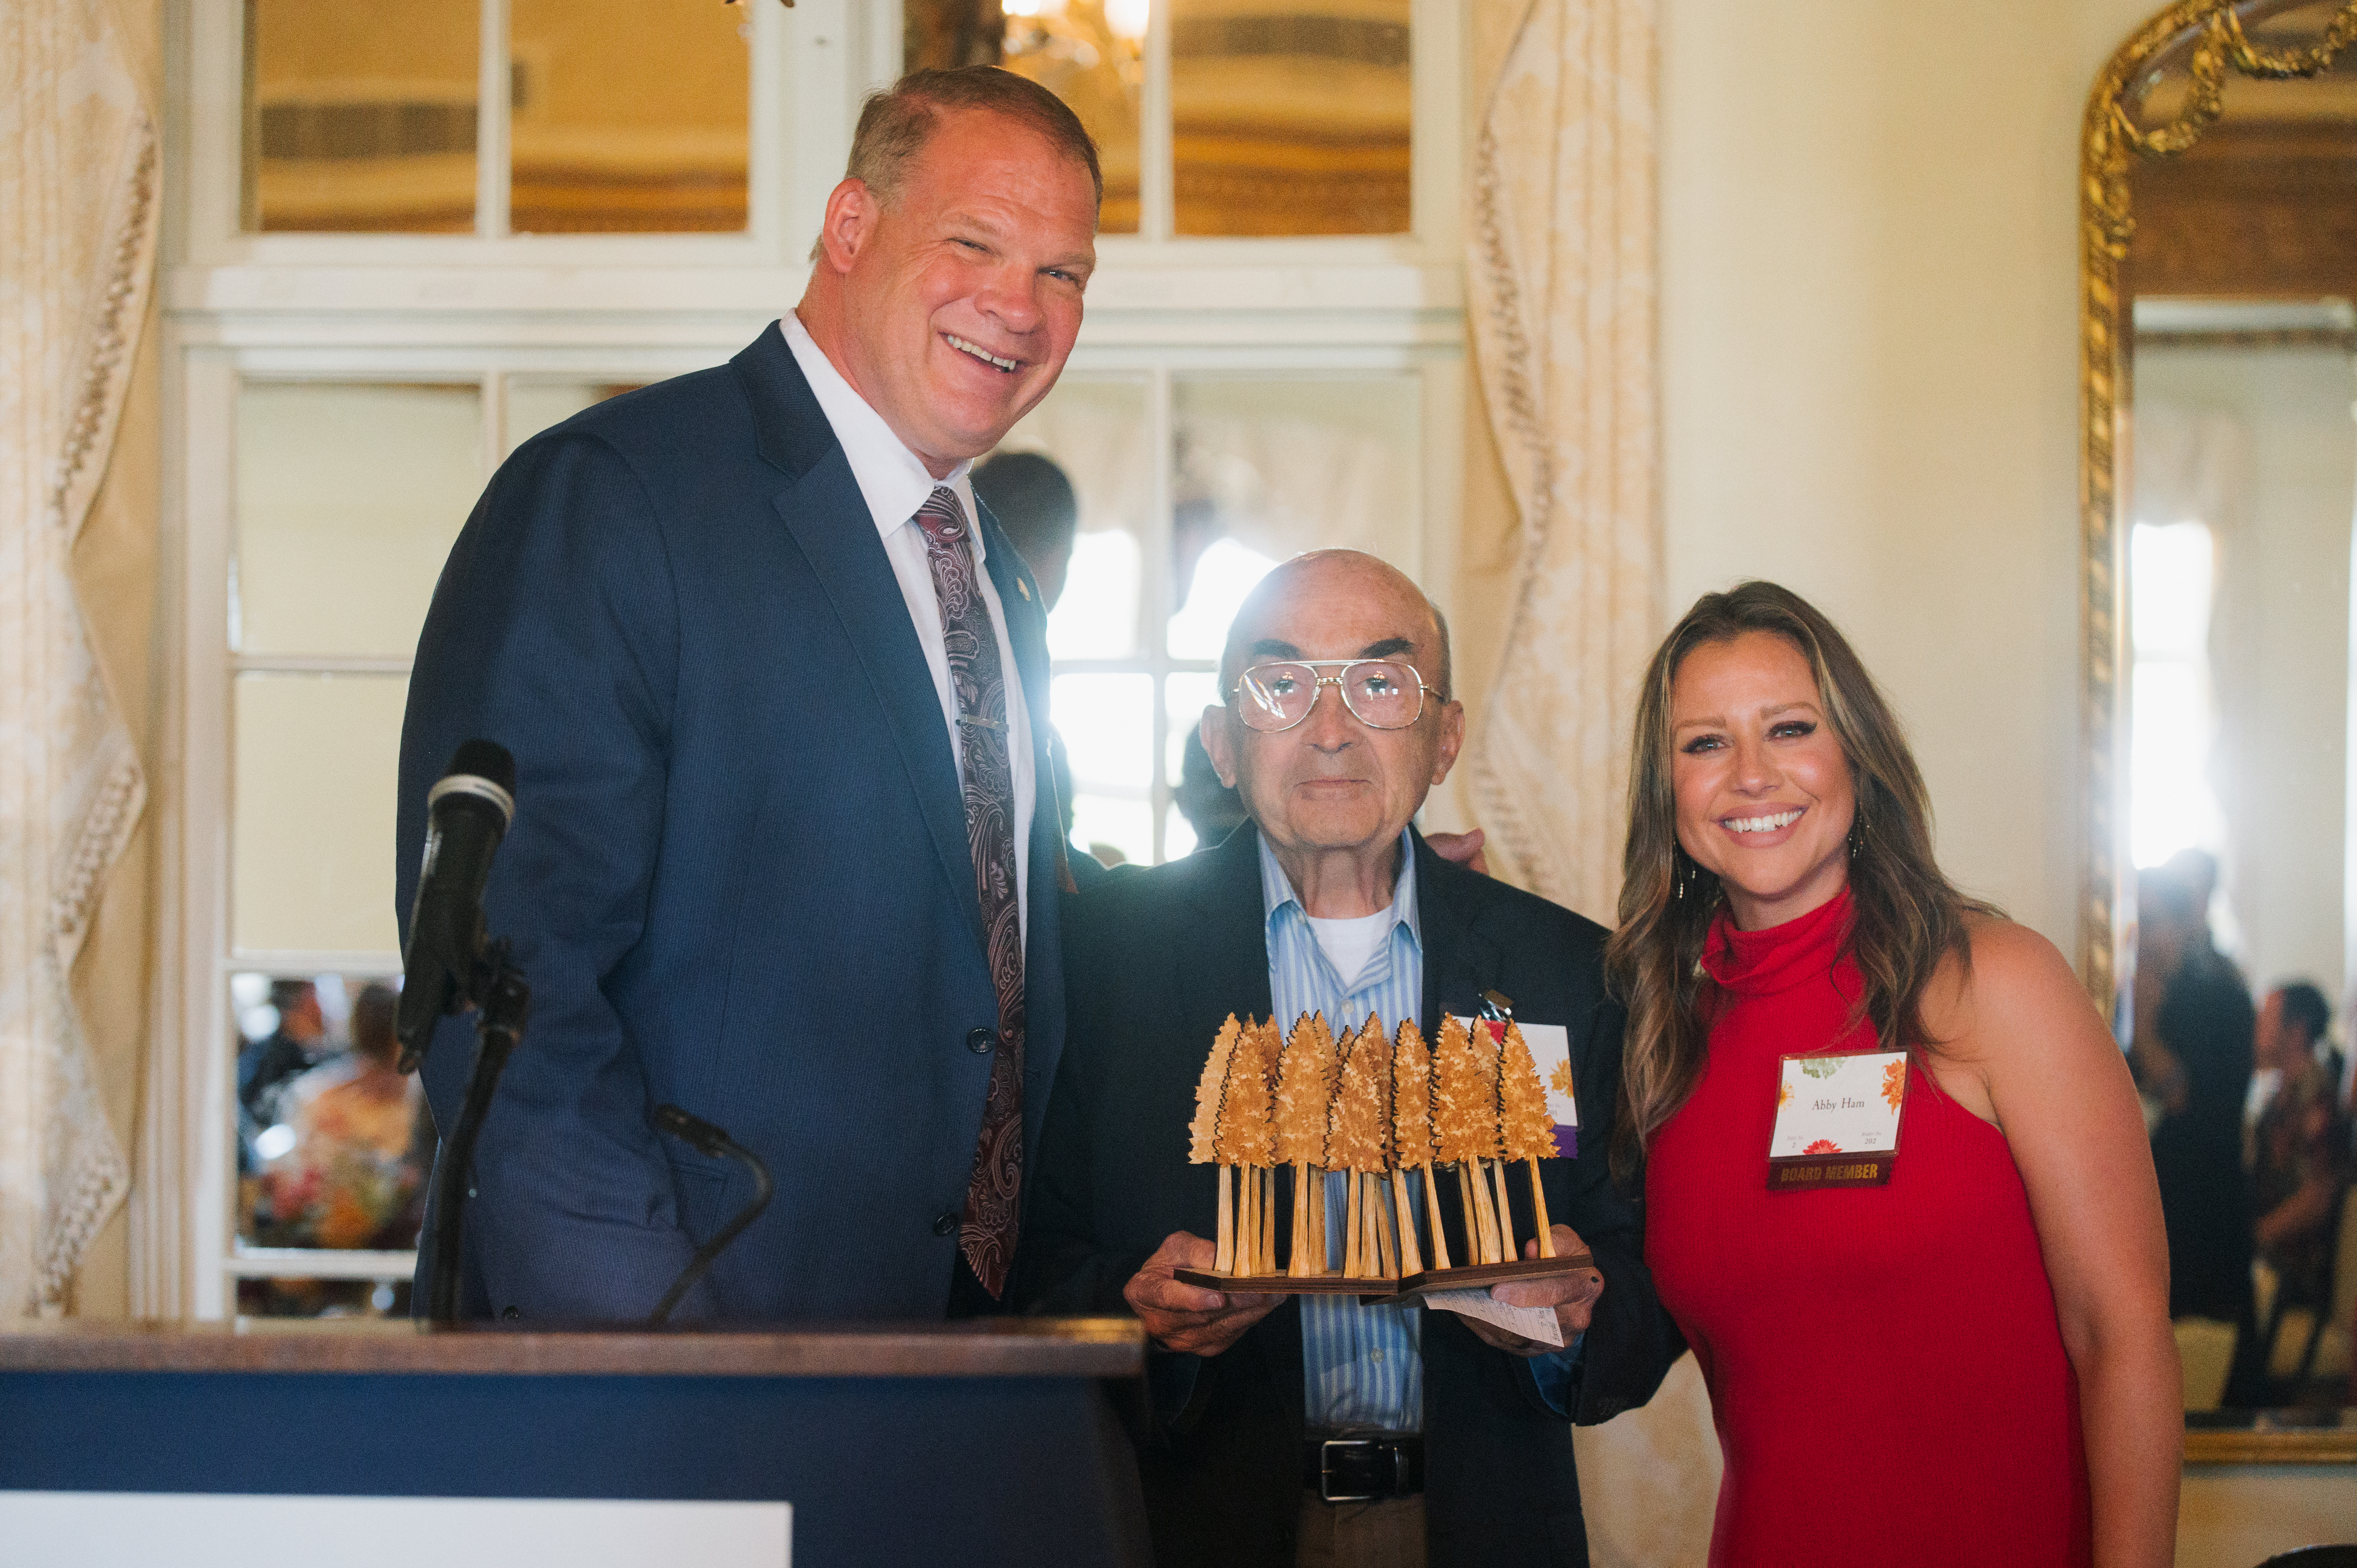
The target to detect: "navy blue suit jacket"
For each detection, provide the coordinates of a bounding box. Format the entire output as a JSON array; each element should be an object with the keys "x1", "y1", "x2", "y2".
[{"x1": 396, "y1": 323, "x2": 1067, "y2": 1322}]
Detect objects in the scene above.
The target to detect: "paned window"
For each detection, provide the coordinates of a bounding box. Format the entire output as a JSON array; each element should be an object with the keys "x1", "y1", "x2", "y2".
[
  {"x1": 905, "y1": 0, "x2": 1411, "y2": 237},
  {"x1": 243, "y1": 0, "x2": 753, "y2": 234}
]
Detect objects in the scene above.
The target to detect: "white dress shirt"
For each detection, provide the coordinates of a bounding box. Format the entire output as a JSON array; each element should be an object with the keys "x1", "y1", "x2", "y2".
[{"x1": 780, "y1": 313, "x2": 1036, "y2": 939}]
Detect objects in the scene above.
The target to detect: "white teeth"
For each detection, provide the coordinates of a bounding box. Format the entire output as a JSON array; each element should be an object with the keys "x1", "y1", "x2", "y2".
[
  {"x1": 945, "y1": 334, "x2": 1018, "y2": 372},
  {"x1": 1726, "y1": 809, "x2": 1802, "y2": 834}
]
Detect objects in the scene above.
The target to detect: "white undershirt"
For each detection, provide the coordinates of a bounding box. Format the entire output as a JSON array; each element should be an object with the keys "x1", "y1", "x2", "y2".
[
  {"x1": 779, "y1": 313, "x2": 1036, "y2": 941},
  {"x1": 1305, "y1": 905, "x2": 1396, "y2": 992}
]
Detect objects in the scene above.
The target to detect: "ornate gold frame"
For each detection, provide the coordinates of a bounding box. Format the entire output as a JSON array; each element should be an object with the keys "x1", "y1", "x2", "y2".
[{"x1": 2076, "y1": 0, "x2": 2357, "y2": 1009}]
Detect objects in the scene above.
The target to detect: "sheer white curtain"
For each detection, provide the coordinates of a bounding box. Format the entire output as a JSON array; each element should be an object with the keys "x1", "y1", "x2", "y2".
[
  {"x1": 2129, "y1": 403, "x2": 2247, "y2": 925},
  {"x1": 1464, "y1": 0, "x2": 1661, "y2": 921},
  {"x1": 0, "y1": 0, "x2": 154, "y2": 1313}
]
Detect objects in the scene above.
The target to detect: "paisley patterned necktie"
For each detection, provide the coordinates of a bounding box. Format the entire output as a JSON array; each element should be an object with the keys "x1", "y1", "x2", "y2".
[{"x1": 913, "y1": 486, "x2": 1025, "y2": 1298}]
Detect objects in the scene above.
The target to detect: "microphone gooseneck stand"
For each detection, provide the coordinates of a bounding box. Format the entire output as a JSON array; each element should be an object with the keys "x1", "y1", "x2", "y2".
[
  {"x1": 646, "y1": 1105, "x2": 775, "y2": 1326},
  {"x1": 425, "y1": 940, "x2": 532, "y2": 1324}
]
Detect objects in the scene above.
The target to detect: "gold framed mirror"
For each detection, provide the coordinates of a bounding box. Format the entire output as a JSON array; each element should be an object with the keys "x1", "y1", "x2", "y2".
[{"x1": 2079, "y1": 0, "x2": 2357, "y2": 1457}]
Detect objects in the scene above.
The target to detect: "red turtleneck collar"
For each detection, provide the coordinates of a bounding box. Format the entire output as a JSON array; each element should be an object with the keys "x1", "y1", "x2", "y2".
[{"x1": 1699, "y1": 885, "x2": 1854, "y2": 999}]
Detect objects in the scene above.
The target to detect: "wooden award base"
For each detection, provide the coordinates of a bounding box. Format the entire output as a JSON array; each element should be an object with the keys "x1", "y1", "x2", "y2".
[
  {"x1": 1389, "y1": 1252, "x2": 1593, "y2": 1303},
  {"x1": 1173, "y1": 1269, "x2": 1397, "y2": 1297}
]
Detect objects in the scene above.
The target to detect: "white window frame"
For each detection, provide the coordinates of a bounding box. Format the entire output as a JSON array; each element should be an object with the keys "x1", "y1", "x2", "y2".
[{"x1": 143, "y1": 0, "x2": 1467, "y2": 1319}]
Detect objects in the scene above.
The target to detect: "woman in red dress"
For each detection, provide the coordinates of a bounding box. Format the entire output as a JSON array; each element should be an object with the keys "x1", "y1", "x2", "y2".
[{"x1": 1610, "y1": 582, "x2": 2178, "y2": 1566}]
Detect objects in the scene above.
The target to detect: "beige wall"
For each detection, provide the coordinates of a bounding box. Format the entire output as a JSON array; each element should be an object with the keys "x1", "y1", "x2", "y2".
[{"x1": 1659, "y1": 0, "x2": 2162, "y2": 950}]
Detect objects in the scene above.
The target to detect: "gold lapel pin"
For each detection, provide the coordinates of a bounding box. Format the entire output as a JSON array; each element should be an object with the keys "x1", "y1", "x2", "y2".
[{"x1": 1016, "y1": 578, "x2": 1032, "y2": 601}]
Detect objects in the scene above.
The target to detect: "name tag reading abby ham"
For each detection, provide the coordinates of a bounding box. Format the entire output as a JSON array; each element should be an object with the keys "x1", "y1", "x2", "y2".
[{"x1": 1768, "y1": 1050, "x2": 1907, "y2": 1190}]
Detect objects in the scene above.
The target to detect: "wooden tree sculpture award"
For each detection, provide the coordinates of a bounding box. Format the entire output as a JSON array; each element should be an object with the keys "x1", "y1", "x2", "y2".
[{"x1": 1178, "y1": 1011, "x2": 1590, "y2": 1298}]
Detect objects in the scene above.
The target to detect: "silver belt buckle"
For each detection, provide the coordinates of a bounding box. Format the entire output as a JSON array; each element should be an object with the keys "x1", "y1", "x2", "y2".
[{"x1": 1318, "y1": 1437, "x2": 1379, "y2": 1504}]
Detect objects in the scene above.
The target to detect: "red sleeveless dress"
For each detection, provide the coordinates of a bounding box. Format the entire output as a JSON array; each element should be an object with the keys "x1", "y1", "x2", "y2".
[{"x1": 1644, "y1": 889, "x2": 2091, "y2": 1565}]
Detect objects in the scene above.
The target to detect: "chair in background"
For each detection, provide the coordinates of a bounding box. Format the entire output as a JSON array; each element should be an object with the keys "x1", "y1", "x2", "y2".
[
  {"x1": 2255, "y1": 1546, "x2": 2357, "y2": 1568},
  {"x1": 2260, "y1": 1185, "x2": 2357, "y2": 1399},
  {"x1": 2177, "y1": 1316, "x2": 2240, "y2": 1411}
]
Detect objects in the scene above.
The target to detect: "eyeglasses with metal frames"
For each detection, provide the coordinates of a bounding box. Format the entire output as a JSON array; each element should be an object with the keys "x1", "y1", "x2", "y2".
[{"x1": 1228, "y1": 659, "x2": 1436, "y2": 733}]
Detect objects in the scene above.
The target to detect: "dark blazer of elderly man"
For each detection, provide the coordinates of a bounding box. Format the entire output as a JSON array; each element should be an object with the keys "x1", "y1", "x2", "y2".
[
  {"x1": 398, "y1": 66, "x2": 1100, "y2": 1322},
  {"x1": 1020, "y1": 550, "x2": 1681, "y2": 1568}
]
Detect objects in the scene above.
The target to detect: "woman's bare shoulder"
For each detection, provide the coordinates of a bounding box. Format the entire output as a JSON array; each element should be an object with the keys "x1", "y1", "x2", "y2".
[{"x1": 1926, "y1": 915, "x2": 2099, "y2": 1048}]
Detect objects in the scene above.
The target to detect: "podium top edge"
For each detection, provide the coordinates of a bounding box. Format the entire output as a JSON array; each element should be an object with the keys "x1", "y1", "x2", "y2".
[{"x1": 0, "y1": 1317, "x2": 1147, "y2": 1379}]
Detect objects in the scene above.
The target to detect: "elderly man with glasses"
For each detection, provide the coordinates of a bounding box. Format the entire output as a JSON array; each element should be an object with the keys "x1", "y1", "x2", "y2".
[{"x1": 1017, "y1": 550, "x2": 1679, "y2": 1568}]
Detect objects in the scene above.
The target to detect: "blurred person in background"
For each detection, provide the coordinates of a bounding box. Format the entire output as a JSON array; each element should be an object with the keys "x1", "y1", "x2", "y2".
[
  {"x1": 972, "y1": 448, "x2": 1078, "y2": 608},
  {"x1": 975, "y1": 448, "x2": 1113, "y2": 886},
  {"x1": 255, "y1": 984, "x2": 429, "y2": 1250},
  {"x1": 238, "y1": 978, "x2": 326, "y2": 1134},
  {"x1": 1173, "y1": 728, "x2": 1247, "y2": 852},
  {"x1": 2251, "y1": 982, "x2": 2349, "y2": 1320},
  {"x1": 234, "y1": 981, "x2": 327, "y2": 1174},
  {"x1": 2131, "y1": 866, "x2": 2258, "y2": 1331}
]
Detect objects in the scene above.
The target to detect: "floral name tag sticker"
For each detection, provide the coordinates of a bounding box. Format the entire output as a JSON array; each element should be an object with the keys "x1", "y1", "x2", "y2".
[
  {"x1": 1456, "y1": 1018, "x2": 1578, "y2": 1158},
  {"x1": 1768, "y1": 1050, "x2": 1907, "y2": 1190}
]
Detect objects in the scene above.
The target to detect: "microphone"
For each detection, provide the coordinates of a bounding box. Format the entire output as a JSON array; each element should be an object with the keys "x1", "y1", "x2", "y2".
[
  {"x1": 647, "y1": 1105, "x2": 776, "y2": 1326},
  {"x1": 398, "y1": 740, "x2": 517, "y2": 1071}
]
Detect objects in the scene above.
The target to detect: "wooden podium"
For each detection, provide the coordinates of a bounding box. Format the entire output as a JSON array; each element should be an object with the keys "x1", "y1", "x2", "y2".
[{"x1": 0, "y1": 1317, "x2": 1150, "y2": 1567}]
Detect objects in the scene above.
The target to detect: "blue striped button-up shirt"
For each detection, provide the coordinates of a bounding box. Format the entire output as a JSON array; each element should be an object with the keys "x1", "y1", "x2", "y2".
[{"x1": 1259, "y1": 830, "x2": 1429, "y2": 1433}]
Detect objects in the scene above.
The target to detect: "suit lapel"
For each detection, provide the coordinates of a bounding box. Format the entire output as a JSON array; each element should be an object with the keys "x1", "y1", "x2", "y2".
[
  {"x1": 1186, "y1": 825, "x2": 1277, "y2": 1039},
  {"x1": 1410, "y1": 831, "x2": 1511, "y2": 1284},
  {"x1": 733, "y1": 328, "x2": 988, "y2": 953},
  {"x1": 1185, "y1": 826, "x2": 1305, "y2": 1429},
  {"x1": 1414, "y1": 830, "x2": 1507, "y2": 1034}
]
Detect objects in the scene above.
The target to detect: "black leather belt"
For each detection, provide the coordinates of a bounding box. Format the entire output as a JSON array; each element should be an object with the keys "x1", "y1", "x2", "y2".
[{"x1": 1302, "y1": 1434, "x2": 1425, "y2": 1502}]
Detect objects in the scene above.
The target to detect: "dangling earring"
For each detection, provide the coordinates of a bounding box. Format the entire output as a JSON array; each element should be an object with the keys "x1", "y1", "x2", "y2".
[{"x1": 1672, "y1": 846, "x2": 1689, "y2": 901}]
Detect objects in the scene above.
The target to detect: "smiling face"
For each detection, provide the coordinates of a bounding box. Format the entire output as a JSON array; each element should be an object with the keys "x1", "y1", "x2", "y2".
[
  {"x1": 1202, "y1": 553, "x2": 1465, "y2": 873},
  {"x1": 804, "y1": 107, "x2": 1097, "y2": 476},
  {"x1": 1669, "y1": 630, "x2": 1857, "y2": 931}
]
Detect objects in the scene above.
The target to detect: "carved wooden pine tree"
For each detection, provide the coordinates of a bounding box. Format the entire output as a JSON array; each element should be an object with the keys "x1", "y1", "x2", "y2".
[
  {"x1": 1326, "y1": 1023, "x2": 1389, "y2": 1277},
  {"x1": 1274, "y1": 1012, "x2": 1339, "y2": 1276},
  {"x1": 1354, "y1": 1022, "x2": 1399, "y2": 1278},
  {"x1": 1497, "y1": 1021, "x2": 1560, "y2": 1258},
  {"x1": 1256, "y1": 1018, "x2": 1285, "y2": 1272},
  {"x1": 1389, "y1": 1019, "x2": 1438, "y2": 1273},
  {"x1": 1312, "y1": 1016, "x2": 1354, "y2": 1270},
  {"x1": 1191, "y1": 1014, "x2": 1244, "y2": 1270},
  {"x1": 1433, "y1": 1016, "x2": 1505, "y2": 1264},
  {"x1": 1465, "y1": 1019, "x2": 1519, "y2": 1259},
  {"x1": 1191, "y1": 1014, "x2": 1241, "y2": 1164},
  {"x1": 1215, "y1": 1016, "x2": 1277, "y2": 1276}
]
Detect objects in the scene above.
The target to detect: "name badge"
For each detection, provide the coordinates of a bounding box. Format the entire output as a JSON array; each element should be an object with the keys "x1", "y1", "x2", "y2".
[
  {"x1": 1767, "y1": 1050, "x2": 1907, "y2": 1190},
  {"x1": 1453, "y1": 1017, "x2": 1578, "y2": 1157}
]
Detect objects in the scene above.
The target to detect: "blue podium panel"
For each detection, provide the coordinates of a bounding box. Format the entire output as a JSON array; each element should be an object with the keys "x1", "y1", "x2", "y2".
[{"x1": 0, "y1": 1322, "x2": 1151, "y2": 1568}]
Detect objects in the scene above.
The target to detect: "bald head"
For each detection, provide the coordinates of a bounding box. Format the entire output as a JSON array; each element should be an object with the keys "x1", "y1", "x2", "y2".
[
  {"x1": 1218, "y1": 550, "x2": 1453, "y2": 703},
  {"x1": 1202, "y1": 550, "x2": 1466, "y2": 912}
]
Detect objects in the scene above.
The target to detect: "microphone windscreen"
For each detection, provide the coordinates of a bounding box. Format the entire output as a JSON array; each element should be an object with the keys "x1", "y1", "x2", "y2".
[{"x1": 446, "y1": 738, "x2": 515, "y2": 794}]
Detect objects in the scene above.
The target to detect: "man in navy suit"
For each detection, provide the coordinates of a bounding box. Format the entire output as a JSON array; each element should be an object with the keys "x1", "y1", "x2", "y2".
[{"x1": 396, "y1": 67, "x2": 1101, "y2": 1322}]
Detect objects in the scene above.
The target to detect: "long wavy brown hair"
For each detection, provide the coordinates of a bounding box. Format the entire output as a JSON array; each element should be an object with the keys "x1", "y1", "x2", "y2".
[{"x1": 1604, "y1": 581, "x2": 2000, "y2": 1176}]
